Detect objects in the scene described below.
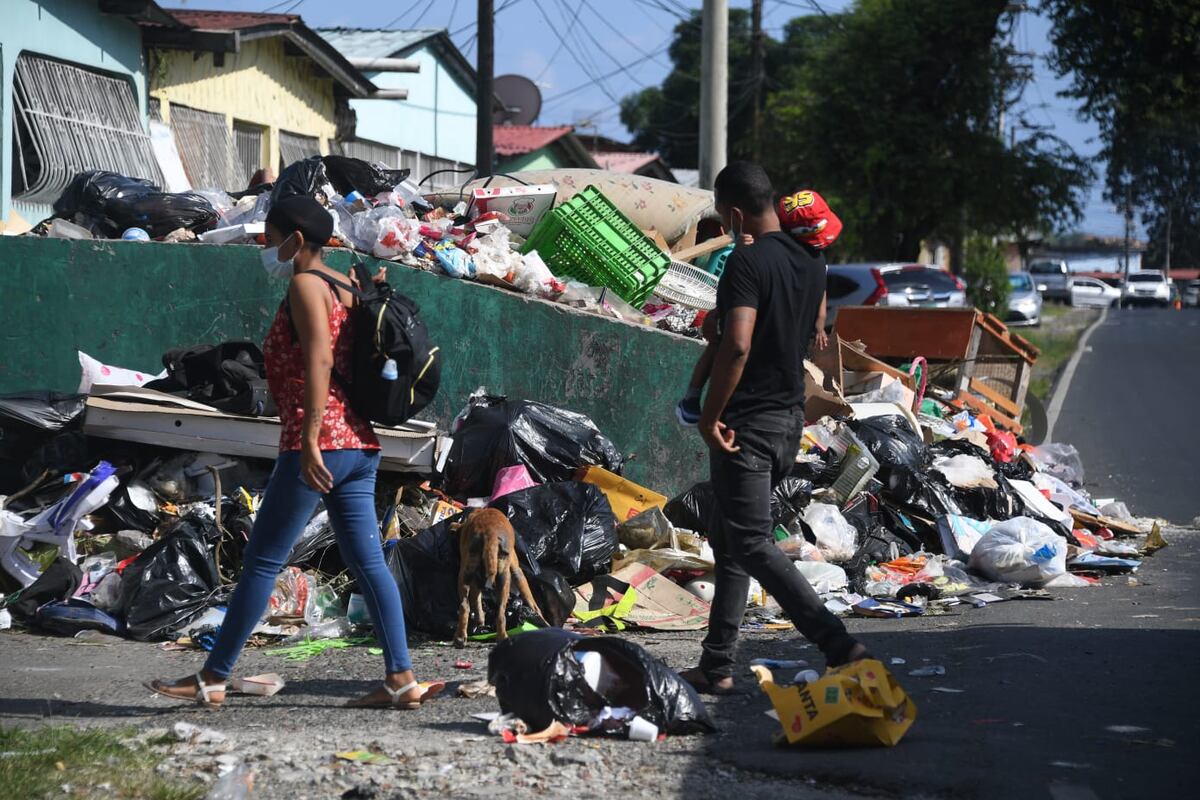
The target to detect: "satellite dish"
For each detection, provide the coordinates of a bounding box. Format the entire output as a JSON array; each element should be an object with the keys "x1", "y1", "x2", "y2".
[{"x1": 493, "y1": 75, "x2": 542, "y2": 126}]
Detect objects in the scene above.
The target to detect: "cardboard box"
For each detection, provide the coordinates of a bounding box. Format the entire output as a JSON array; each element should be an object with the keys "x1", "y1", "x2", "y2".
[
  {"x1": 574, "y1": 562, "x2": 710, "y2": 631},
  {"x1": 753, "y1": 659, "x2": 917, "y2": 747},
  {"x1": 470, "y1": 185, "x2": 556, "y2": 237},
  {"x1": 576, "y1": 465, "x2": 667, "y2": 522}
]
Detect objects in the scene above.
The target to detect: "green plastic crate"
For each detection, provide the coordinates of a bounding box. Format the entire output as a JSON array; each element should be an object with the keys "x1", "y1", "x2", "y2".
[{"x1": 521, "y1": 185, "x2": 671, "y2": 307}]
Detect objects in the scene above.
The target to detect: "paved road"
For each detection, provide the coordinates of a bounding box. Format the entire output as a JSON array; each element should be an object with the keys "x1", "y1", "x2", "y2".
[{"x1": 1055, "y1": 307, "x2": 1200, "y2": 526}]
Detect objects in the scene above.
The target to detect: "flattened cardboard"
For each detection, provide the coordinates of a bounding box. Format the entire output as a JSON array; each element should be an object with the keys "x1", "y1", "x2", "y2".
[{"x1": 574, "y1": 562, "x2": 709, "y2": 631}]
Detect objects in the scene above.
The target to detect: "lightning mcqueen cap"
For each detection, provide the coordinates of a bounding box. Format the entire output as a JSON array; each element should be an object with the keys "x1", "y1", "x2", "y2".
[{"x1": 776, "y1": 189, "x2": 843, "y2": 250}]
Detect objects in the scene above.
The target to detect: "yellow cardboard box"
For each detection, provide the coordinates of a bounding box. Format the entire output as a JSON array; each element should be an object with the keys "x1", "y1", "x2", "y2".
[
  {"x1": 752, "y1": 659, "x2": 917, "y2": 747},
  {"x1": 576, "y1": 465, "x2": 668, "y2": 523}
]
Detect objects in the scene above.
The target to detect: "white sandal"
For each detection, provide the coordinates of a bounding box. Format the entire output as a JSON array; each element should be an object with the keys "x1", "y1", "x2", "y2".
[
  {"x1": 346, "y1": 680, "x2": 444, "y2": 709},
  {"x1": 146, "y1": 672, "x2": 226, "y2": 709}
]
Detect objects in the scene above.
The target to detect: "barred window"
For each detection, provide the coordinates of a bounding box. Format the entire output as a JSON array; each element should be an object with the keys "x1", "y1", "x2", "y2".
[
  {"x1": 232, "y1": 121, "x2": 265, "y2": 185},
  {"x1": 10, "y1": 53, "x2": 162, "y2": 203},
  {"x1": 279, "y1": 130, "x2": 321, "y2": 170},
  {"x1": 168, "y1": 104, "x2": 238, "y2": 191}
]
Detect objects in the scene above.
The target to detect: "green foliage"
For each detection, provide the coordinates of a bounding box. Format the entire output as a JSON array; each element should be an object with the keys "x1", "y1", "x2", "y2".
[
  {"x1": 1043, "y1": 0, "x2": 1200, "y2": 267},
  {"x1": 963, "y1": 236, "x2": 1010, "y2": 316},
  {"x1": 623, "y1": 1, "x2": 1092, "y2": 262}
]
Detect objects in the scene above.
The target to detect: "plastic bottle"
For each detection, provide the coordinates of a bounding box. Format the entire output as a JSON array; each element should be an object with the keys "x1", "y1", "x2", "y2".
[
  {"x1": 380, "y1": 358, "x2": 399, "y2": 381},
  {"x1": 205, "y1": 763, "x2": 253, "y2": 800}
]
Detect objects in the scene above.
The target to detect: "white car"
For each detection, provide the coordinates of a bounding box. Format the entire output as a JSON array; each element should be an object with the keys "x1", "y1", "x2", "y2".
[
  {"x1": 1121, "y1": 270, "x2": 1171, "y2": 308},
  {"x1": 1070, "y1": 277, "x2": 1121, "y2": 308}
]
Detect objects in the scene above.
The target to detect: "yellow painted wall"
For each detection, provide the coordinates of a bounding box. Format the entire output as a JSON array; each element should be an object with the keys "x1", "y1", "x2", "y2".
[{"x1": 149, "y1": 37, "x2": 336, "y2": 169}]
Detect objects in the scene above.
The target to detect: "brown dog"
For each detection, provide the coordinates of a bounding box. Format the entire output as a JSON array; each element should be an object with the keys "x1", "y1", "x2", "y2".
[{"x1": 452, "y1": 508, "x2": 542, "y2": 647}]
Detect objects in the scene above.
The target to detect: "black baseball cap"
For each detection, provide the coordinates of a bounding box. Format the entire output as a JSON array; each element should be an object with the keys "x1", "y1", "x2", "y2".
[{"x1": 266, "y1": 196, "x2": 333, "y2": 246}]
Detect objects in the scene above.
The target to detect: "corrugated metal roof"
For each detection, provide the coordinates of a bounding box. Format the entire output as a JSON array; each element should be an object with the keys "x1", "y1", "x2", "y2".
[
  {"x1": 493, "y1": 125, "x2": 574, "y2": 156},
  {"x1": 316, "y1": 28, "x2": 443, "y2": 60}
]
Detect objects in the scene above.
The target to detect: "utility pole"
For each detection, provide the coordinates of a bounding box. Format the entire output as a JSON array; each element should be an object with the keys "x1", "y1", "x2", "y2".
[
  {"x1": 1164, "y1": 203, "x2": 1172, "y2": 271},
  {"x1": 699, "y1": 0, "x2": 728, "y2": 188},
  {"x1": 476, "y1": 0, "x2": 494, "y2": 178},
  {"x1": 750, "y1": 0, "x2": 764, "y2": 162},
  {"x1": 1122, "y1": 183, "x2": 1133, "y2": 279}
]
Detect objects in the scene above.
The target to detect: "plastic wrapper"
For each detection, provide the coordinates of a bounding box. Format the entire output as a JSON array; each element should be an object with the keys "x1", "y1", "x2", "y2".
[
  {"x1": 795, "y1": 561, "x2": 848, "y2": 593},
  {"x1": 1032, "y1": 472, "x2": 1099, "y2": 515},
  {"x1": 372, "y1": 214, "x2": 421, "y2": 259},
  {"x1": 801, "y1": 503, "x2": 858, "y2": 562},
  {"x1": 513, "y1": 250, "x2": 561, "y2": 296},
  {"x1": 52, "y1": 171, "x2": 219, "y2": 239},
  {"x1": 118, "y1": 515, "x2": 220, "y2": 640},
  {"x1": 321, "y1": 155, "x2": 409, "y2": 198},
  {"x1": 77, "y1": 351, "x2": 163, "y2": 394},
  {"x1": 490, "y1": 482, "x2": 618, "y2": 585},
  {"x1": 968, "y1": 517, "x2": 1068, "y2": 587},
  {"x1": 432, "y1": 240, "x2": 474, "y2": 278},
  {"x1": 488, "y1": 628, "x2": 716, "y2": 736},
  {"x1": 932, "y1": 454, "x2": 997, "y2": 489},
  {"x1": 1030, "y1": 443, "x2": 1085, "y2": 486},
  {"x1": 443, "y1": 394, "x2": 624, "y2": 499},
  {"x1": 472, "y1": 227, "x2": 523, "y2": 281},
  {"x1": 192, "y1": 189, "x2": 236, "y2": 224}
]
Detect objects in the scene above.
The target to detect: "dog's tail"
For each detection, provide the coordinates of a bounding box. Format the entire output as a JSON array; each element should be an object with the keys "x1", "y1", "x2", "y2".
[{"x1": 483, "y1": 532, "x2": 501, "y2": 591}]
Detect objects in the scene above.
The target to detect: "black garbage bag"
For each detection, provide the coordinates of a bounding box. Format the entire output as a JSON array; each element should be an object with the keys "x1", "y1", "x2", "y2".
[
  {"x1": 119, "y1": 515, "x2": 220, "y2": 641},
  {"x1": 527, "y1": 569, "x2": 575, "y2": 628},
  {"x1": 144, "y1": 341, "x2": 275, "y2": 417},
  {"x1": 664, "y1": 477, "x2": 813, "y2": 537},
  {"x1": 790, "y1": 451, "x2": 842, "y2": 488},
  {"x1": 849, "y1": 415, "x2": 929, "y2": 481},
  {"x1": 52, "y1": 171, "x2": 218, "y2": 238},
  {"x1": 442, "y1": 395, "x2": 624, "y2": 499},
  {"x1": 2, "y1": 557, "x2": 83, "y2": 621},
  {"x1": 663, "y1": 482, "x2": 716, "y2": 534},
  {"x1": 271, "y1": 156, "x2": 330, "y2": 204},
  {"x1": 0, "y1": 392, "x2": 86, "y2": 432},
  {"x1": 927, "y1": 440, "x2": 1027, "y2": 523},
  {"x1": 383, "y1": 517, "x2": 548, "y2": 639},
  {"x1": 321, "y1": 155, "x2": 410, "y2": 198},
  {"x1": 107, "y1": 481, "x2": 161, "y2": 533},
  {"x1": 490, "y1": 482, "x2": 618, "y2": 585},
  {"x1": 488, "y1": 628, "x2": 716, "y2": 736}
]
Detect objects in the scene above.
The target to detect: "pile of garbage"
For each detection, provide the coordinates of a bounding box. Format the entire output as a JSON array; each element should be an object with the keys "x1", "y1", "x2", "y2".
[{"x1": 31, "y1": 158, "x2": 715, "y2": 337}]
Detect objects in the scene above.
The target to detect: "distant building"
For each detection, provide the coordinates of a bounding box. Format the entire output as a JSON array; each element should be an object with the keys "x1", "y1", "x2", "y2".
[
  {"x1": 585, "y1": 135, "x2": 675, "y2": 183},
  {"x1": 141, "y1": 8, "x2": 380, "y2": 191},
  {"x1": 2, "y1": 0, "x2": 179, "y2": 224},
  {"x1": 318, "y1": 28, "x2": 482, "y2": 189},
  {"x1": 493, "y1": 125, "x2": 598, "y2": 173}
]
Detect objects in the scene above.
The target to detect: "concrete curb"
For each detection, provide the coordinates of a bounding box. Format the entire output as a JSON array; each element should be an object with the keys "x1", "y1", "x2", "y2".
[{"x1": 1044, "y1": 305, "x2": 1108, "y2": 442}]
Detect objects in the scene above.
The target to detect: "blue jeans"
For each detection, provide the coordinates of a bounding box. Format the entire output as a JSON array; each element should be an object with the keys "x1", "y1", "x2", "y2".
[{"x1": 204, "y1": 449, "x2": 411, "y2": 677}]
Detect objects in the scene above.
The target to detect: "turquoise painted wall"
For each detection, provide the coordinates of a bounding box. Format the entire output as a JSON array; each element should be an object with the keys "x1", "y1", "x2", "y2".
[
  {"x1": 1, "y1": 0, "x2": 148, "y2": 221},
  {"x1": 351, "y1": 42, "x2": 477, "y2": 165},
  {"x1": 0, "y1": 237, "x2": 708, "y2": 495}
]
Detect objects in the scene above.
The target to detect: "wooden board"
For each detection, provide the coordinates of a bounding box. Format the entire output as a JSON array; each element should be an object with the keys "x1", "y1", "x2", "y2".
[
  {"x1": 969, "y1": 377, "x2": 1021, "y2": 418},
  {"x1": 959, "y1": 391, "x2": 1023, "y2": 434},
  {"x1": 671, "y1": 235, "x2": 732, "y2": 263},
  {"x1": 83, "y1": 396, "x2": 443, "y2": 473},
  {"x1": 1070, "y1": 508, "x2": 1144, "y2": 538}
]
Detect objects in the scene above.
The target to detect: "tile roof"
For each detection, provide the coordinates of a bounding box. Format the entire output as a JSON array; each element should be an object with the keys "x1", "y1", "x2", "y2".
[
  {"x1": 493, "y1": 125, "x2": 574, "y2": 156},
  {"x1": 316, "y1": 28, "x2": 444, "y2": 60},
  {"x1": 166, "y1": 9, "x2": 299, "y2": 29},
  {"x1": 589, "y1": 150, "x2": 662, "y2": 174}
]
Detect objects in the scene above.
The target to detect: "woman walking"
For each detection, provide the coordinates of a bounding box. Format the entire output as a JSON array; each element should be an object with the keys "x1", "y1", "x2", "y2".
[{"x1": 148, "y1": 196, "x2": 435, "y2": 709}]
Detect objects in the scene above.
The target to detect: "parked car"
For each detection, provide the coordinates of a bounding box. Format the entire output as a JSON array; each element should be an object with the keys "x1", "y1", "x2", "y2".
[
  {"x1": 1121, "y1": 270, "x2": 1171, "y2": 308},
  {"x1": 1182, "y1": 280, "x2": 1200, "y2": 308},
  {"x1": 825, "y1": 263, "x2": 967, "y2": 327},
  {"x1": 1069, "y1": 276, "x2": 1122, "y2": 308},
  {"x1": 1006, "y1": 272, "x2": 1042, "y2": 326},
  {"x1": 1028, "y1": 259, "x2": 1071, "y2": 302}
]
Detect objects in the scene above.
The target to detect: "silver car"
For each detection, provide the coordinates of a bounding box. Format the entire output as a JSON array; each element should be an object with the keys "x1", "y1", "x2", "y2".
[
  {"x1": 1006, "y1": 272, "x2": 1042, "y2": 326},
  {"x1": 825, "y1": 263, "x2": 967, "y2": 327}
]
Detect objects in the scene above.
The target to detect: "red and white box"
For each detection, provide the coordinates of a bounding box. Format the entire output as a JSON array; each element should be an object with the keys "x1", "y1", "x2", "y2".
[{"x1": 470, "y1": 185, "x2": 557, "y2": 238}]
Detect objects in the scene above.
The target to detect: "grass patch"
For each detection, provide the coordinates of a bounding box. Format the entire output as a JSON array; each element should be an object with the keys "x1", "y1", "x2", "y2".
[
  {"x1": 1019, "y1": 304, "x2": 1099, "y2": 412},
  {"x1": 0, "y1": 726, "x2": 203, "y2": 800}
]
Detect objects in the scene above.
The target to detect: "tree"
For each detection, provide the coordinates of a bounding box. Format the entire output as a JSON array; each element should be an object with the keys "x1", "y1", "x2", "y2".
[
  {"x1": 620, "y1": 9, "x2": 788, "y2": 168},
  {"x1": 762, "y1": 0, "x2": 1092, "y2": 263},
  {"x1": 963, "y1": 236, "x2": 1011, "y2": 316},
  {"x1": 1043, "y1": 1, "x2": 1200, "y2": 267}
]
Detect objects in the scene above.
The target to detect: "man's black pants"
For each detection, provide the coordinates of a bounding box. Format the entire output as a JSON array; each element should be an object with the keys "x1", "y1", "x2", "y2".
[{"x1": 699, "y1": 407, "x2": 857, "y2": 679}]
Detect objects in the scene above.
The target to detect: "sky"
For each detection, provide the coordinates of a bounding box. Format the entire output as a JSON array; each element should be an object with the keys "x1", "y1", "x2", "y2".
[{"x1": 167, "y1": 0, "x2": 1138, "y2": 237}]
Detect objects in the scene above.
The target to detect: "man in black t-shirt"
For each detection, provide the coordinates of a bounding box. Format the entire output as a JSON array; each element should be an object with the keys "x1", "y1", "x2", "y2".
[{"x1": 681, "y1": 162, "x2": 869, "y2": 695}]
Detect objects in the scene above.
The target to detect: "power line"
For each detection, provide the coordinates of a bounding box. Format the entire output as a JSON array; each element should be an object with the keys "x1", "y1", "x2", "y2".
[
  {"x1": 412, "y1": 0, "x2": 439, "y2": 28},
  {"x1": 583, "y1": 4, "x2": 670, "y2": 68},
  {"x1": 535, "y1": 0, "x2": 586, "y2": 82},
  {"x1": 380, "y1": 1, "x2": 426, "y2": 31},
  {"x1": 531, "y1": 0, "x2": 623, "y2": 106},
  {"x1": 542, "y1": 45, "x2": 671, "y2": 107}
]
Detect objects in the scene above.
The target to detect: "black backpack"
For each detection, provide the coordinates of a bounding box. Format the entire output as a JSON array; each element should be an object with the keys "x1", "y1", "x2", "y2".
[{"x1": 302, "y1": 262, "x2": 440, "y2": 427}]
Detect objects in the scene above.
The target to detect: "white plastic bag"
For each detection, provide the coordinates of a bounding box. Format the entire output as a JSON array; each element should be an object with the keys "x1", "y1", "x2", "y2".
[
  {"x1": 77, "y1": 351, "x2": 164, "y2": 394},
  {"x1": 373, "y1": 214, "x2": 420, "y2": 259},
  {"x1": 935, "y1": 514, "x2": 992, "y2": 560},
  {"x1": 932, "y1": 454, "x2": 997, "y2": 489},
  {"x1": 968, "y1": 517, "x2": 1067, "y2": 587},
  {"x1": 1031, "y1": 443, "x2": 1085, "y2": 485},
  {"x1": 795, "y1": 561, "x2": 848, "y2": 594},
  {"x1": 1032, "y1": 472, "x2": 1099, "y2": 515},
  {"x1": 512, "y1": 249, "x2": 559, "y2": 295},
  {"x1": 801, "y1": 503, "x2": 858, "y2": 562}
]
